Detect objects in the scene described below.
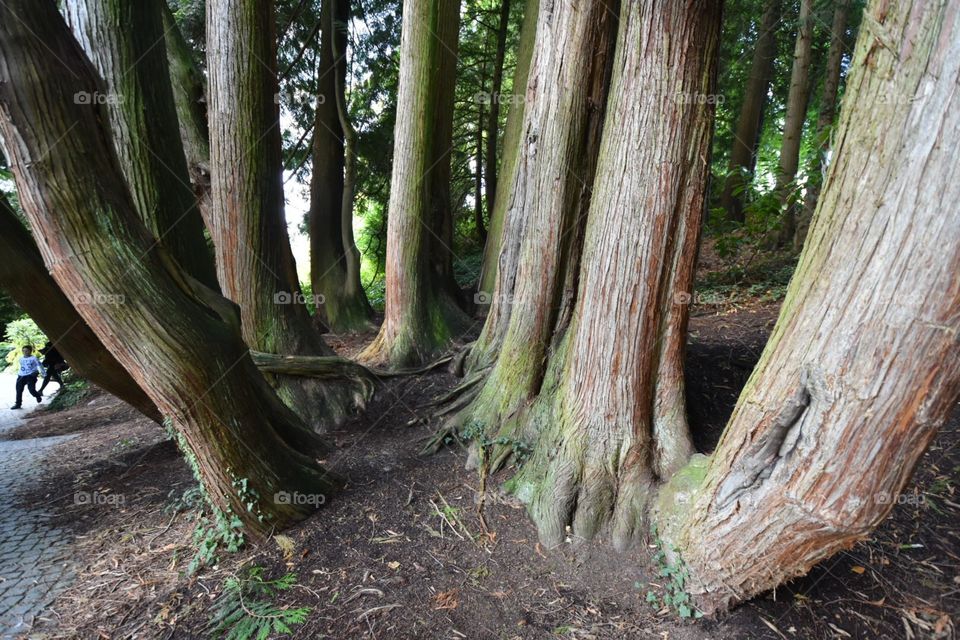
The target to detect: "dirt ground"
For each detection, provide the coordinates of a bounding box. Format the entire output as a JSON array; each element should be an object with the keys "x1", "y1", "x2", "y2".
[{"x1": 7, "y1": 302, "x2": 958, "y2": 640}]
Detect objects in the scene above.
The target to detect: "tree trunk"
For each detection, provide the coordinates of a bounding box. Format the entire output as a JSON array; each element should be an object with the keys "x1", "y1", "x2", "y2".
[
  {"x1": 358, "y1": 0, "x2": 469, "y2": 367},
  {"x1": 0, "y1": 0, "x2": 338, "y2": 535},
  {"x1": 474, "y1": 98, "x2": 487, "y2": 244},
  {"x1": 775, "y1": 0, "x2": 814, "y2": 245},
  {"x1": 206, "y1": 0, "x2": 362, "y2": 427},
  {"x1": 309, "y1": 0, "x2": 375, "y2": 334},
  {"x1": 477, "y1": 0, "x2": 537, "y2": 296},
  {"x1": 64, "y1": 0, "x2": 219, "y2": 290},
  {"x1": 661, "y1": 0, "x2": 960, "y2": 613},
  {"x1": 159, "y1": 1, "x2": 213, "y2": 218},
  {"x1": 793, "y1": 0, "x2": 848, "y2": 250},
  {"x1": 720, "y1": 0, "x2": 780, "y2": 223},
  {"x1": 0, "y1": 195, "x2": 160, "y2": 422},
  {"x1": 483, "y1": 0, "x2": 511, "y2": 225},
  {"x1": 476, "y1": 0, "x2": 721, "y2": 551},
  {"x1": 451, "y1": 0, "x2": 618, "y2": 421}
]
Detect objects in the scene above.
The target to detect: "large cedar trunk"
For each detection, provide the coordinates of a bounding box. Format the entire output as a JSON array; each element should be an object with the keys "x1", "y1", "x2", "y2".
[
  {"x1": 775, "y1": 0, "x2": 814, "y2": 245},
  {"x1": 308, "y1": 0, "x2": 375, "y2": 334},
  {"x1": 64, "y1": 0, "x2": 219, "y2": 291},
  {"x1": 483, "y1": 0, "x2": 511, "y2": 225},
  {"x1": 359, "y1": 0, "x2": 469, "y2": 368},
  {"x1": 206, "y1": 0, "x2": 360, "y2": 427},
  {"x1": 720, "y1": 0, "x2": 780, "y2": 224},
  {"x1": 0, "y1": 196, "x2": 160, "y2": 422},
  {"x1": 439, "y1": 0, "x2": 618, "y2": 442},
  {"x1": 476, "y1": 0, "x2": 537, "y2": 296},
  {"x1": 491, "y1": 0, "x2": 721, "y2": 550},
  {"x1": 0, "y1": 0, "x2": 338, "y2": 535},
  {"x1": 661, "y1": 0, "x2": 960, "y2": 614},
  {"x1": 793, "y1": 0, "x2": 848, "y2": 250}
]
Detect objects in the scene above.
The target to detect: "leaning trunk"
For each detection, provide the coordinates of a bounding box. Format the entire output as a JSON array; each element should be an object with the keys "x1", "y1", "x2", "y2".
[
  {"x1": 720, "y1": 0, "x2": 780, "y2": 223},
  {"x1": 662, "y1": 0, "x2": 960, "y2": 614},
  {"x1": 206, "y1": 0, "x2": 361, "y2": 427},
  {"x1": 775, "y1": 0, "x2": 814, "y2": 245},
  {"x1": 0, "y1": 196, "x2": 160, "y2": 421},
  {"x1": 64, "y1": 0, "x2": 219, "y2": 290},
  {"x1": 477, "y1": 0, "x2": 537, "y2": 296},
  {"x1": 359, "y1": 0, "x2": 469, "y2": 367},
  {"x1": 308, "y1": 0, "x2": 374, "y2": 334},
  {"x1": 0, "y1": 0, "x2": 338, "y2": 535}
]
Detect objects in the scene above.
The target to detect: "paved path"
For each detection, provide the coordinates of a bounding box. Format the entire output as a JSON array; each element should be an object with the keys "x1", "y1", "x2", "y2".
[{"x1": 0, "y1": 373, "x2": 76, "y2": 639}]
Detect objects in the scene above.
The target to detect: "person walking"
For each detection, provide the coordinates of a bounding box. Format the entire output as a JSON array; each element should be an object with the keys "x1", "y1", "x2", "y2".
[
  {"x1": 38, "y1": 342, "x2": 67, "y2": 395},
  {"x1": 11, "y1": 345, "x2": 44, "y2": 409}
]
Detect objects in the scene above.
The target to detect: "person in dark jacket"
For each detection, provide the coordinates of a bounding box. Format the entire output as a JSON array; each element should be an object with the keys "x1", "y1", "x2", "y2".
[{"x1": 38, "y1": 341, "x2": 67, "y2": 395}]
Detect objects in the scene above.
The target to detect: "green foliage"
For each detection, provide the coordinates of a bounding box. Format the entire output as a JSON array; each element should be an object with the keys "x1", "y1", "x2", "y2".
[
  {"x1": 460, "y1": 420, "x2": 532, "y2": 464},
  {"x1": 208, "y1": 566, "x2": 311, "y2": 640},
  {"x1": 3, "y1": 316, "x2": 46, "y2": 370},
  {"x1": 46, "y1": 375, "x2": 92, "y2": 411},
  {"x1": 641, "y1": 528, "x2": 703, "y2": 620}
]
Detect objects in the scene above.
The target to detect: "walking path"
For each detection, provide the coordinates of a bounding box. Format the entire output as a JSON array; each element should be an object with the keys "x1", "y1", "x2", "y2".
[{"x1": 0, "y1": 373, "x2": 76, "y2": 639}]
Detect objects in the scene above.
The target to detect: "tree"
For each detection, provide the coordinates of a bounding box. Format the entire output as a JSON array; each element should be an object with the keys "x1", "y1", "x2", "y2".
[
  {"x1": 359, "y1": 0, "x2": 470, "y2": 367},
  {"x1": 431, "y1": 0, "x2": 618, "y2": 439},
  {"x1": 309, "y1": 0, "x2": 375, "y2": 333},
  {"x1": 64, "y1": 0, "x2": 219, "y2": 291},
  {"x1": 0, "y1": 195, "x2": 160, "y2": 422},
  {"x1": 476, "y1": 0, "x2": 537, "y2": 296},
  {"x1": 774, "y1": 0, "x2": 814, "y2": 245},
  {"x1": 0, "y1": 0, "x2": 338, "y2": 534},
  {"x1": 720, "y1": 0, "x2": 781, "y2": 223},
  {"x1": 661, "y1": 0, "x2": 960, "y2": 612},
  {"x1": 483, "y1": 0, "x2": 512, "y2": 222},
  {"x1": 793, "y1": 0, "x2": 849, "y2": 250},
  {"x1": 206, "y1": 0, "x2": 362, "y2": 426}
]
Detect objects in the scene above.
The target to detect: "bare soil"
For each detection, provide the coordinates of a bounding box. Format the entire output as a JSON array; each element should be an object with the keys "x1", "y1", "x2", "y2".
[{"x1": 10, "y1": 302, "x2": 958, "y2": 639}]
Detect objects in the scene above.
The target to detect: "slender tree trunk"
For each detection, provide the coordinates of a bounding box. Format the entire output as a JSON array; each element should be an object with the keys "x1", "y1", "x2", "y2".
[
  {"x1": 64, "y1": 0, "x2": 219, "y2": 290},
  {"x1": 438, "y1": 0, "x2": 620, "y2": 452},
  {"x1": 660, "y1": 0, "x2": 960, "y2": 613},
  {"x1": 477, "y1": 0, "x2": 537, "y2": 296},
  {"x1": 0, "y1": 0, "x2": 338, "y2": 535},
  {"x1": 474, "y1": 99, "x2": 487, "y2": 244},
  {"x1": 720, "y1": 0, "x2": 780, "y2": 223},
  {"x1": 484, "y1": 0, "x2": 511, "y2": 223},
  {"x1": 775, "y1": 0, "x2": 814, "y2": 245},
  {"x1": 206, "y1": 0, "x2": 361, "y2": 427},
  {"x1": 359, "y1": 0, "x2": 469, "y2": 367},
  {"x1": 159, "y1": 1, "x2": 213, "y2": 218},
  {"x1": 309, "y1": 0, "x2": 375, "y2": 334},
  {"x1": 0, "y1": 195, "x2": 160, "y2": 422},
  {"x1": 793, "y1": 0, "x2": 848, "y2": 250}
]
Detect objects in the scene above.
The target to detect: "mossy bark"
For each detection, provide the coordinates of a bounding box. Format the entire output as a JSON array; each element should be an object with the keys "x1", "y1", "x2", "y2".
[
  {"x1": 206, "y1": 0, "x2": 360, "y2": 428},
  {"x1": 661, "y1": 0, "x2": 960, "y2": 613},
  {"x1": 64, "y1": 0, "x2": 219, "y2": 290},
  {"x1": 359, "y1": 0, "x2": 469, "y2": 368},
  {"x1": 0, "y1": 0, "x2": 338, "y2": 535},
  {"x1": 309, "y1": 0, "x2": 375, "y2": 334},
  {"x1": 499, "y1": 0, "x2": 721, "y2": 551}
]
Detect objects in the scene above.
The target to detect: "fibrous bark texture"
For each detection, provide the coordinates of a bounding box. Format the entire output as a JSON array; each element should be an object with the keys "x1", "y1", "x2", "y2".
[
  {"x1": 663, "y1": 0, "x2": 960, "y2": 614},
  {"x1": 64, "y1": 0, "x2": 218, "y2": 290},
  {"x1": 359, "y1": 0, "x2": 469, "y2": 368},
  {"x1": 503, "y1": 0, "x2": 721, "y2": 551},
  {"x1": 308, "y1": 0, "x2": 374, "y2": 334},
  {"x1": 206, "y1": 0, "x2": 360, "y2": 427},
  {"x1": 0, "y1": 0, "x2": 338, "y2": 535},
  {"x1": 0, "y1": 196, "x2": 160, "y2": 421}
]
